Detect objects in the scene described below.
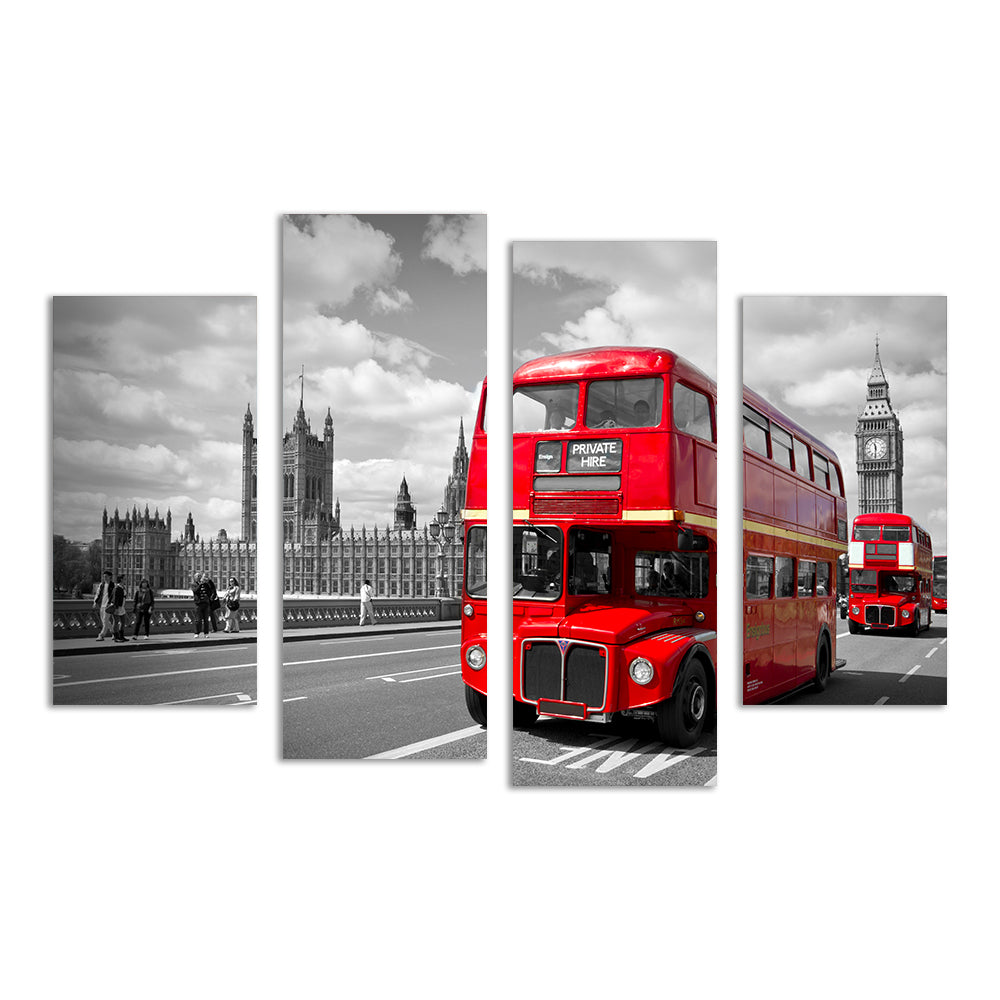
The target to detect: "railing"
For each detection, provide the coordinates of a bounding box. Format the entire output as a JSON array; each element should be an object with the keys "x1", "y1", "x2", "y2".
[
  {"x1": 53, "y1": 599, "x2": 259, "y2": 639},
  {"x1": 54, "y1": 596, "x2": 461, "y2": 638},
  {"x1": 283, "y1": 597, "x2": 461, "y2": 628}
]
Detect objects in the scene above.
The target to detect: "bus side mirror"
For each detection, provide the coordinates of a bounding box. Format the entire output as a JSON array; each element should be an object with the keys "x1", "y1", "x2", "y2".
[{"x1": 678, "y1": 528, "x2": 709, "y2": 551}]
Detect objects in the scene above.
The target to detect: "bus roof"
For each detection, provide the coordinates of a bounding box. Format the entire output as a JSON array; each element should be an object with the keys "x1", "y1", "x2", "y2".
[
  {"x1": 514, "y1": 347, "x2": 714, "y2": 390},
  {"x1": 853, "y1": 512, "x2": 928, "y2": 533},
  {"x1": 743, "y1": 384, "x2": 841, "y2": 467}
]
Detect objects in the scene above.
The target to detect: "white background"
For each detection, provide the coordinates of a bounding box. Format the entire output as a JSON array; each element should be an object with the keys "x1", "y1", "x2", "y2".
[{"x1": 4, "y1": 3, "x2": 996, "y2": 997}]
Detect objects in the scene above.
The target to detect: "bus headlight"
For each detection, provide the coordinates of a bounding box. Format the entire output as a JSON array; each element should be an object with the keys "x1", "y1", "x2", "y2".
[
  {"x1": 629, "y1": 657, "x2": 654, "y2": 685},
  {"x1": 466, "y1": 645, "x2": 486, "y2": 670},
  {"x1": 694, "y1": 611, "x2": 705, "y2": 623},
  {"x1": 901, "y1": 609, "x2": 911, "y2": 619},
  {"x1": 851, "y1": 605, "x2": 860, "y2": 616},
  {"x1": 463, "y1": 603, "x2": 474, "y2": 618}
]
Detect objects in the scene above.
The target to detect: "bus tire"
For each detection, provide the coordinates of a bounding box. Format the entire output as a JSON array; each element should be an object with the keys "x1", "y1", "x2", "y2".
[
  {"x1": 656, "y1": 658, "x2": 708, "y2": 748},
  {"x1": 813, "y1": 633, "x2": 831, "y2": 692},
  {"x1": 848, "y1": 619, "x2": 861, "y2": 635},
  {"x1": 464, "y1": 686, "x2": 487, "y2": 727},
  {"x1": 513, "y1": 698, "x2": 538, "y2": 729}
]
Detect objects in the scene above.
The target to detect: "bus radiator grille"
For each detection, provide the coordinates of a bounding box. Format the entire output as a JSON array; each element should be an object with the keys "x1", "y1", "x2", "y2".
[
  {"x1": 564, "y1": 645, "x2": 606, "y2": 708},
  {"x1": 531, "y1": 497, "x2": 620, "y2": 517},
  {"x1": 865, "y1": 605, "x2": 895, "y2": 626},
  {"x1": 523, "y1": 641, "x2": 562, "y2": 703},
  {"x1": 522, "y1": 641, "x2": 607, "y2": 709}
]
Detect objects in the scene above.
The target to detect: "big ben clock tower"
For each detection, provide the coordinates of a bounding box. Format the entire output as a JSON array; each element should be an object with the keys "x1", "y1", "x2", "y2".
[{"x1": 856, "y1": 335, "x2": 904, "y2": 514}]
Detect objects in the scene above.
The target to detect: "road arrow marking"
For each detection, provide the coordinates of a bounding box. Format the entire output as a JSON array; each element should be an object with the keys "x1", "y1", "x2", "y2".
[{"x1": 398, "y1": 670, "x2": 461, "y2": 684}]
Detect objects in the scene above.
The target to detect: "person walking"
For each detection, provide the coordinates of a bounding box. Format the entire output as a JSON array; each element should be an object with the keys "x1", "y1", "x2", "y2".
[
  {"x1": 111, "y1": 574, "x2": 128, "y2": 642},
  {"x1": 131, "y1": 578, "x2": 155, "y2": 640},
  {"x1": 192, "y1": 572, "x2": 212, "y2": 637},
  {"x1": 223, "y1": 577, "x2": 241, "y2": 633},
  {"x1": 94, "y1": 569, "x2": 114, "y2": 641},
  {"x1": 359, "y1": 579, "x2": 376, "y2": 626},
  {"x1": 205, "y1": 574, "x2": 221, "y2": 633}
]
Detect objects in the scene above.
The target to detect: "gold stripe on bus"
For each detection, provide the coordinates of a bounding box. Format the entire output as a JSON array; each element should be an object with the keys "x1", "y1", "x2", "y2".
[
  {"x1": 743, "y1": 517, "x2": 847, "y2": 554},
  {"x1": 620, "y1": 509, "x2": 717, "y2": 527},
  {"x1": 513, "y1": 509, "x2": 530, "y2": 520},
  {"x1": 461, "y1": 509, "x2": 487, "y2": 520}
]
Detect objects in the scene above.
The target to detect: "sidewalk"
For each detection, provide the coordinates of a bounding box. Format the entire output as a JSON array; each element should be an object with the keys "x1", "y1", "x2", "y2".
[{"x1": 53, "y1": 620, "x2": 459, "y2": 657}]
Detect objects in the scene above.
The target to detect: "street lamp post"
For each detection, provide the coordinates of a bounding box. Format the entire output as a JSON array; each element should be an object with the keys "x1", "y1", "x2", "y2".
[{"x1": 428, "y1": 505, "x2": 456, "y2": 598}]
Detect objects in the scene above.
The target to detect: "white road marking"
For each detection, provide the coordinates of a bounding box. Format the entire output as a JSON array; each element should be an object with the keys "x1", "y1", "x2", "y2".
[
  {"x1": 704, "y1": 776, "x2": 717, "y2": 787},
  {"x1": 398, "y1": 670, "x2": 461, "y2": 684},
  {"x1": 925, "y1": 647, "x2": 938, "y2": 659},
  {"x1": 900, "y1": 664, "x2": 922, "y2": 683},
  {"x1": 53, "y1": 661, "x2": 257, "y2": 688},
  {"x1": 236, "y1": 693, "x2": 252, "y2": 702},
  {"x1": 285, "y1": 644, "x2": 458, "y2": 667},
  {"x1": 226, "y1": 699, "x2": 256, "y2": 706},
  {"x1": 520, "y1": 737, "x2": 618, "y2": 766},
  {"x1": 567, "y1": 739, "x2": 662, "y2": 773},
  {"x1": 366, "y1": 724, "x2": 483, "y2": 760},
  {"x1": 837, "y1": 631, "x2": 851, "y2": 639},
  {"x1": 939, "y1": 637, "x2": 947, "y2": 645},
  {"x1": 283, "y1": 696, "x2": 308, "y2": 703},
  {"x1": 134, "y1": 649, "x2": 196, "y2": 657},
  {"x1": 156, "y1": 691, "x2": 245, "y2": 705},
  {"x1": 632, "y1": 746, "x2": 707, "y2": 779},
  {"x1": 53, "y1": 674, "x2": 70, "y2": 681},
  {"x1": 875, "y1": 696, "x2": 890, "y2": 705},
  {"x1": 368, "y1": 663, "x2": 460, "y2": 681},
  {"x1": 319, "y1": 632, "x2": 456, "y2": 645}
]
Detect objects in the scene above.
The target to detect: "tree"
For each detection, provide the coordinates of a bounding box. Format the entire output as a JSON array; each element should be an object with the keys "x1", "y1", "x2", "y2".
[{"x1": 53, "y1": 535, "x2": 98, "y2": 597}]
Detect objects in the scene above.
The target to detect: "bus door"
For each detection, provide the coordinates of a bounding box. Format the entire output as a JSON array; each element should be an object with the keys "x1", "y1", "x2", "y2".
[{"x1": 745, "y1": 554, "x2": 784, "y2": 700}]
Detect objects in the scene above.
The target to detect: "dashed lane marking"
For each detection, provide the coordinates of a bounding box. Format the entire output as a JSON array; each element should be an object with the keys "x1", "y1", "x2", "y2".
[
  {"x1": 53, "y1": 661, "x2": 257, "y2": 687},
  {"x1": 837, "y1": 631, "x2": 851, "y2": 639},
  {"x1": 925, "y1": 647, "x2": 938, "y2": 659},
  {"x1": 939, "y1": 637, "x2": 947, "y2": 645},
  {"x1": 704, "y1": 776, "x2": 717, "y2": 787},
  {"x1": 900, "y1": 664, "x2": 922, "y2": 683},
  {"x1": 398, "y1": 670, "x2": 461, "y2": 684},
  {"x1": 366, "y1": 724, "x2": 484, "y2": 760},
  {"x1": 285, "y1": 645, "x2": 458, "y2": 667},
  {"x1": 53, "y1": 674, "x2": 70, "y2": 681},
  {"x1": 155, "y1": 691, "x2": 246, "y2": 705},
  {"x1": 875, "y1": 696, "x2": 890, "y2": 705},
  {"x1": 283, "y1": 696, "x2": 308, "y2": 703},
  {"x1": 320, "y1": 632, "x2": 457, "y2": 645},
  {"x1": 368, "y1": 663, "x2": 461, "y2": 681}
]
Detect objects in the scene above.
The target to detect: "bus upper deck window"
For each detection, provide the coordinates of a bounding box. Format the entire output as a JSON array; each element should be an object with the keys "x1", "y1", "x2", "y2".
[
  {"x1": 813, "y1": 454, "x2": 830, "y2": 490},
  {"x1": 854, "y1": 524, "x2": 880, "y2": 540},
  {"x1": 793, "y1": 437, "x2": 811, "y2": 478},
  {"x1": 743, "y1": 405, "x2": 769, "y2": 457},
  {"x1": 514, "y1": 384, "x2": 579, "y2": 433},
  {"x1": 770, "y1": 425, "x2": 793, "y2": 469},
  {"x1": 882, "y1": 525, "x2": 910, "y2": 541},
  {"x1": 673, "y1": 382, "x2": 714, "y2": 442},
  {"x1": 585, "y1": 378, "x2": 662, "y2": 429}
]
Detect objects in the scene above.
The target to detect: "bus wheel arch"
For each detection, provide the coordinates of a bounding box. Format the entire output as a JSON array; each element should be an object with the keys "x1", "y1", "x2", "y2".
[
  {"x1": 464, "y1": 685, "x2": 487, "y2": 727},
  {"x1": 813, "y1": 627, "x2": 832, "y2": 692}
]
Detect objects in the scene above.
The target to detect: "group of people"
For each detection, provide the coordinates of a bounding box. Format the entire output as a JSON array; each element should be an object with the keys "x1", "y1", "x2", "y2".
[
  {"x1": 91, "y1": 571, "x2": 242, "y2": 641},
  {"x1": 192, "y1": 572, "x2": 242, "y2": 636}
]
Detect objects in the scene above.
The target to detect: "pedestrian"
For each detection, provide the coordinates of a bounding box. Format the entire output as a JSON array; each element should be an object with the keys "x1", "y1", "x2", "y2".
[
  {"x1": 94, "y1": 569, "x2": 114, "y2": 641},
  {"x1": 131, "y1": 578, "x2": 155, "y2": 640},
  {"x1": 205, "y1": 573, "x2": 221, "y2": 633},
  {"x1": 359, "y1": 579, "x2": 376, "y2": 626},
  {"x1": 223, "y1": 576, "x2": 241, "y2": 633},
  {"x1": 111, "y1": 574, "x2": 128, "y2": 642},
  {"x1": 192, "y1": 572, "x2": 212, "y2": 637}
]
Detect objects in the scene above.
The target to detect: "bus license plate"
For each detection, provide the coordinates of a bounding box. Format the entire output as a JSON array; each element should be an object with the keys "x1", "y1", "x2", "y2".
[{"x1": 537, "y1": 698, "x2": 588, "y2": 719}]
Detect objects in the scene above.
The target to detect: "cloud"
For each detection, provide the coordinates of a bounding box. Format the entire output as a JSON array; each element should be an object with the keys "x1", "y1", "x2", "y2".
[
  {"x1": 282, "y1": 215, "x2": 408, "y2": 321},
  {"x1": 422, "y1": 215, "x2": 486, "y2": 275},
  {"x1": 369, "y1": 287, "x2": 414, "y2": 314}
]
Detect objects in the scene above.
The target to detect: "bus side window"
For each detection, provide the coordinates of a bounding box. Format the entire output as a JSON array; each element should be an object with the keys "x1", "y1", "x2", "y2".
[
  {"x1": 775, "y1": 556, "x2": 795, "y2": 597},
  {"x1": 816, "y1": 562, "x2": 830, "y2": 596},
  {"x1": 743, "y1": 405, "x2": 769, "y2": 457},
  {"x1": 674, "y1": 382, "x2": 714, "y2": 442},
  {"x1": 771, "y1": 425, "x2": 793, "y2": 470},
  {"x1": 798, "y1": 559, "x2": 817, "y2": 597},
  {"x1": 793, "y1": 438, "x2": 811, "y2": 479},
  {"x1": 813, "y1": 454, "x2": 830, "y2": 491},
  {"x1": 746, "y1": 555, "x2": 773, "y2": 599}
]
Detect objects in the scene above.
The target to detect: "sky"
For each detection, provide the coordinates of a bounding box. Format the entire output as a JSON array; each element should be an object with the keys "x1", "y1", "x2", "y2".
[
  {"x1": 282, "y1": 214, "x2": 485, "y2": 528},
  {"x1": 743, "y1": 296, "x2": 947, "y2": 554},
  {"x1": 52, "y1": 296, "x2": 257, "y2": 542},
  {"x1": 512, "y1": 241, "x2": 717, "y2": 378}
]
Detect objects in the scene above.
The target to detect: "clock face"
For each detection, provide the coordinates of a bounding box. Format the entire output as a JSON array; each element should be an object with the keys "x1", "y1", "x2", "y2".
[{"x1": 864, "y1": 436, "x2": 887, "y2": 460}]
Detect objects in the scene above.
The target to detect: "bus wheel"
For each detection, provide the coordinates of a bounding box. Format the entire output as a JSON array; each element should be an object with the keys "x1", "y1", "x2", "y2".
[
  {"x1": 656, "y1": 660, "x2": 707, "y2": 748},
  {"x1": 513, "y1": 698, "x2": 538, "y2": 729},
  {"x1": 848, "y1": 619, "x2": 861, "y2": 635},
  {"x1": 813, "y1": 637, "x2": 831, "y2": 692},
  {"x1": 464, "y1": 686, "x2": 487, "y2": 727}
]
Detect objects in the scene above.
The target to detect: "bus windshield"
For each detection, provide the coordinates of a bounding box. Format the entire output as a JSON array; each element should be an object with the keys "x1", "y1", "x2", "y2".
[
  {"x1": 514, "y1": 384, "x2": 578, "y2": 432},
  {"x1": 635, "y1": 551, "x2": 710, "y2": 599},
  {"x1": 513, "y1": 524, "x2": 562, "y2": 600},
  {"x1": 464, "y1": 525, "x2": 487, "y2": 597},
  {"x1": 584, "y1": 377, "x2": 662, "y2": 429},
  {"x1": 851, "y1": 569, "x2": 877, "y2": 593},
  {"x1": 568, "y1": 528, "x2": 612, "y2": 595},
  {"x1": 883, "y1": 573, "x2": 917, "y2": 594}
]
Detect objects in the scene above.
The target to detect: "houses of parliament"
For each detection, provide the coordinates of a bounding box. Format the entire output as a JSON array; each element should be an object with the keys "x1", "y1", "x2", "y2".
[{"x1": 100, "y1": 396, "x2": 469, "y2": 598}]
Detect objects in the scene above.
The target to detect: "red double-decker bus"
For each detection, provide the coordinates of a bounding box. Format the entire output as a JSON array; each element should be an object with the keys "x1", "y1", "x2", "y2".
[
  {"x1": 847, "y1": 513, "x2": 933, "y2": 635},
  {"x1": 510, "y1": 347, "x2": 717, "y2": 748},
  {"x1": 460, "y1": 382, "x2": 488, "y2": 725},
  {"x1": 743, "y1": 388, "x2": 849, "y2": 704},
  {"x1": 933, "y1": 555, "x2": 947, "y2": 613}
]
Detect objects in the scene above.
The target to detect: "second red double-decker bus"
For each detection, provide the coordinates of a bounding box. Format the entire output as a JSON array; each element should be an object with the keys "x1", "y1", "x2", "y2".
[
  {"x1": 847, "y1": 513, "x2": 933, "y2": 635},
  {"x1": 511, "y1": 347, "x2": 717, "y2": 748},
  {"x1": 933, "y1": 554, "x2": 947, "y2": 614},
  {"x1": 742, "y1": 388, "x2": 849, "y2": 703},
  {"x1": 461, "y1": 382, "x2": 488, "y2": 725}
]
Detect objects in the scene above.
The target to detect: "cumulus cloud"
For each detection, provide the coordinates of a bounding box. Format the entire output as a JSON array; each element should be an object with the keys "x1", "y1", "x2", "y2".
[
  {"x1": 369, "y1": 287, "x2": 414, "y2": 314},
  {"x1": 422, "y1": 215, "x2": 486, "y2": 275}
]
